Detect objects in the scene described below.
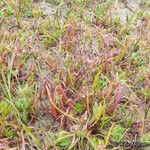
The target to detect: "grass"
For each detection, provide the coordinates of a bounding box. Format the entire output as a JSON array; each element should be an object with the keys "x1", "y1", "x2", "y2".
[{"x1": 0, "y1": 0, "x2": 150, "y2": 149}]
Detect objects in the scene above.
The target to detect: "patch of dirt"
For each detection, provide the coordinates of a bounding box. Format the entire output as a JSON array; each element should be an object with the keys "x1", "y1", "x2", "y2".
[{"x1": 36, "y1": 0, "x2": 148, "y2": 22}]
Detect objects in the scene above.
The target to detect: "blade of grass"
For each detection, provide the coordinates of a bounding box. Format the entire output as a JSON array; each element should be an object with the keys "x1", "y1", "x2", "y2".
[
  {"x1": 105, "y1": 123, "x2": 115, "y2": 146},
  {"x1": 91, "y1": 64, "x2": 103, "y2": 91}
]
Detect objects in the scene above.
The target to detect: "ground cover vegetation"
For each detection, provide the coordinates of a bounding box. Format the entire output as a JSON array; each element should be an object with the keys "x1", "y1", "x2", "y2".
[{"x1": 0, "y1": 0, "x2": 150, "y2": 149}]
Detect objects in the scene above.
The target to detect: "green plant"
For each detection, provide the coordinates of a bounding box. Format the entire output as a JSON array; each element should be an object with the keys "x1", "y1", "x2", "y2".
[
  {"x1": 6, "y1": 6, "x2": 15, "y2": 16},
  {"x1": 140, "y1": 133, "x2": 150, "y2": 145},
  {"x1": 0, "y1": 101, "x2": 11, "y2": 116},
  {"x1": 55, "y1": 131, "x2": 72, "y2": 147},
  {"x1": 15, "y1": 97, "x2": 30, "y2": 123},
  {"x1": 111, "y1": 125, "x2": 126, "y2": 142},
  {"x1": 74, "y1": 102, "x2": 83, "y2": 114},
  {"x1": 5, "y1": 130, "x2": 14, "y2": 138}
]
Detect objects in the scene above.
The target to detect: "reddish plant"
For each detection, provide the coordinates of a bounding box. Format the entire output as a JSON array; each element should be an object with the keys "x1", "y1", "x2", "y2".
[
  {"x1": 38, "y1": 77, "x2": 75, "y2": 120},
  {"x1": 107, "y1": 87, "x2": 124, "y2": 114}
]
